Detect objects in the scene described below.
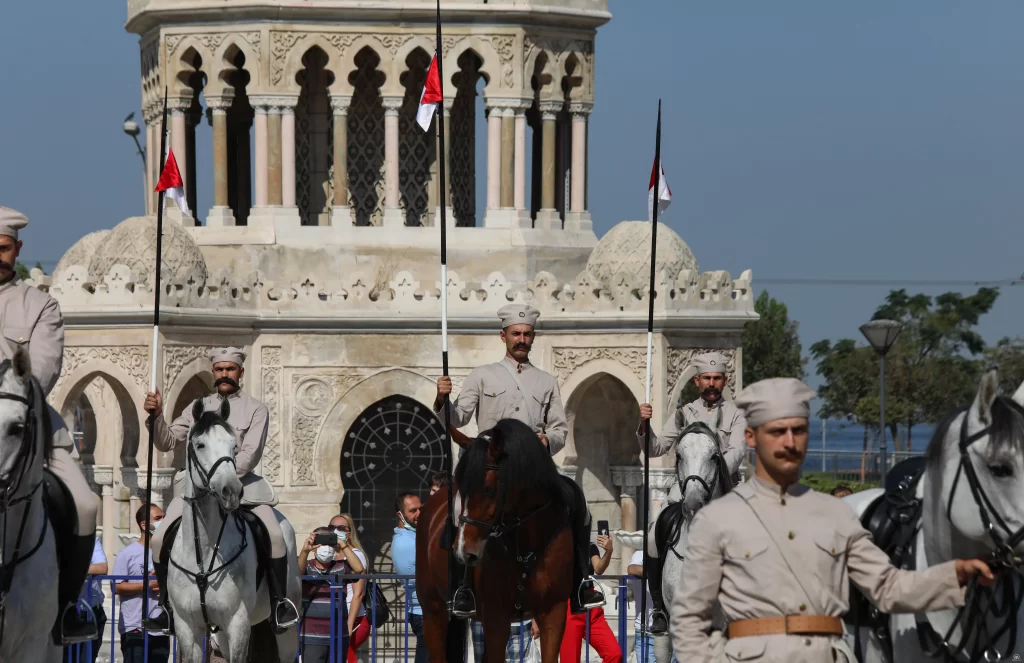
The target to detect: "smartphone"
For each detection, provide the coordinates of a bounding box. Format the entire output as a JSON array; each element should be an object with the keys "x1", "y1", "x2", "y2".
[
  {"x1": 597, "y1": 520, "x2": 610, "y2": 537},
  {"x1": 313, "y1": 532, "x2": 337, "y2": 546}
]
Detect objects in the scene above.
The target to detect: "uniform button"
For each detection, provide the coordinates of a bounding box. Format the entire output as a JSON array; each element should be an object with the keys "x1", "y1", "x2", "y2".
[
  {"x1": 781, "y1": 498, "x2": 786, "y2": 506},
  {"x1": 515, "y1": 407, "x2": 519, "y2": 412},
  {"x1": 17, "y1": 337, "x2": 23, "y2": 342},
  {"x1": 804, "y1": 638, "x2": 812, "y2": 646},
  {"x1": 744, "y1": 552, "x2": 750, "y2": 558},
  {"x1": 831, "y1": 547, "x2": 836, "y2": 554},
  {"x1": 788, "y1": 531, "x2": 795, "y2": 540},
  {"x1": 798, "y1": 603, "x2": 807, "y2": 611}
]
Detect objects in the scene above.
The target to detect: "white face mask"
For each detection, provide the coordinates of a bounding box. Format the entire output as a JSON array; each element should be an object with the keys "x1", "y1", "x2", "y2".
[
  {"x1": 334, "y1": 528, "x2": 348, "y2": 542},
  {"x1": 150, "y1": 520, "x2": 162, "y2": 533},
  {"x1": 398, "y1": 512, "x2": 416, "y2": 532},
  {"x1": 314, "y1": 545, "x2": 335, "y2": 564}
]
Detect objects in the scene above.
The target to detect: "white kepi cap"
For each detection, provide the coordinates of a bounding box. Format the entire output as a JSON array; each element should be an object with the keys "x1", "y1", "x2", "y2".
[
  {"x1": 0, "y1": 207, "x2": 28, "y2": 241},
  {"x1": 208, "y1": 347, "x2": 246, "y2": 368},
  {"x1": 498, "y1": 303, "x2": 540, "y2": 329},
  {"x1": 734, "y1": 378, "x2": 816, "y2": 429}
]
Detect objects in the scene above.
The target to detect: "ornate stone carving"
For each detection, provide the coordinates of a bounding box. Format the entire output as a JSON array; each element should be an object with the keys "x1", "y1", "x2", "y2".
[
  {"x1": 270, "y1": 31, "x2": 306, "y2": 85},
  {"x1": 326, "y1": 33, "x2": 359, "y2": 53},
  {"x1": 165, "y1": 35, "x2": 185, "y2": 56},
  {"x1": 54, "y1": 346, "x2": 150, "y2": 395},
  {"x1": 665, "y1": 347, "x2": 738, "y2": 397},
  {"x1": 261, "y1": 347, "x2": 283, "y2": 485},
  {"x1": 53, "y1": 230, "x2": 110, "y2": 282},
  {"x1": 89, "y1": 216, "x2": 208, "y2": 288},
  {"x1": 291, "y1": 412, "x2": 323, "y2": 485},
  {"x1": 586, "y1": 221, "x2": 697, "y2": 290},
  {"x1": 164, "y1": 345, "x2": 214, "y2": 389},
  {"x1": 551, "y1": 347, "x2": 648, "y2": 387},
  {"x1": 483, "y1": 35, "x2": 516, "y2": 88},
  {"x1": 293, "y1": 376, "x2": 335, "y2": 417},
  {"x1": 376, "y1": 34, "x2": 412, "y2": 56}
]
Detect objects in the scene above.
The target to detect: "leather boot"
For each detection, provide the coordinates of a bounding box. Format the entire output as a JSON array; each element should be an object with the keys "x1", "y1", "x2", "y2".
[
  {"x1": 568, "y1": 484, "x2": 605, "y2": 614},
  {"x1": 451, "y1": 562, "x2": 476, "y2": 617},
  {"x1": 270, "y1": 556, "x2": 299, "y2": 632},
  {"x1": 646, "y1": 558, "x2": 668, "y2": 635},
  {"x1": 55, "y1": 535, "x2": 100, "y2": 644},
  {"x1": 144, "y1": 517, "x2": 179, "y2": 635}
]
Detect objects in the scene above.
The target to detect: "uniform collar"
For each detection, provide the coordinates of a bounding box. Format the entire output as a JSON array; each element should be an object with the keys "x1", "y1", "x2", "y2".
[
  {"x1": 0, "y1": 275, "x2": 21, "y2": 295},
  {"x1": 214, "y1": 388, "x2": 245, "y2": 401},
  {"x1": 736, "y1": 473, "x2": 809, "y2": 502},
  {"x1": 503, "y1": 354, "x2": 531, "y2": 373},
  {"x1": 688, "y1": 398, "x2": 728, "y2": 413}
]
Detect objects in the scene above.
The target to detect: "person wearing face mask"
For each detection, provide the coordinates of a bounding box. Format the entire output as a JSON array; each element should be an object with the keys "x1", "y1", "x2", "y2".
[
  {"x1": 636, "y1": 351, "x2": 747, "y2": 635},
  {"x1": 113, "y1": 505, "x2": 170, "y2": 663},
  {"x1": 327, "y1": 514, "x2": 371, "y2": 663},
  {"x1": 142, "y1": 347, "x2": 299, "y2": 634},
  {"x1": 391, "y1": 493, "x2": 424, "y2": 663},
  {"x1": 298, "y1": 526, "x2": 363, "y2": 663}
]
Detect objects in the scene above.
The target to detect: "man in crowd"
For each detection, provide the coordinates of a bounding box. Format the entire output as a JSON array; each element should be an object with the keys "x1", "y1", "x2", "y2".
[
  {"x1": 435, "y1": 303, "x2": 604, "y2": 616},
  {"x1": 142, "y1": 347, "x2": 298, "y2": 634},
  {"x1": 392, "y1": 493, "x2": 425, "y2": 663},
  {"x1": 0, "y1": 207, "x2": 101, "y2": 643},
  {"x1": 113, "y1": 505, "x2": 170, "y2": 663},
  {"x1": 670, "y1": 377, "x2": 997, "y2": 662}
]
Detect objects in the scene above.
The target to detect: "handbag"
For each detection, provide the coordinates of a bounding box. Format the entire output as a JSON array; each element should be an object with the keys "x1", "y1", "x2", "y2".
[{"x1": 362, "y1": 579, "x2": 391, "y2": 629}]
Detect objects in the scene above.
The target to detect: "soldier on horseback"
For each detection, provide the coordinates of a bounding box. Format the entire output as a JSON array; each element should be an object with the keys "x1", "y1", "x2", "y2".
[
  {"x1": 637, "y1": 351, "x2": 747, "y2": 635},
  {"x1": 141, "y1": 346, "x2": 299, "y2": 634},
  {"x1": 435, "y1": 303, "x2": 606, "y2": 617},
  {"x1": 0, "y1": 207, "x2": 102, "y2": 644}
]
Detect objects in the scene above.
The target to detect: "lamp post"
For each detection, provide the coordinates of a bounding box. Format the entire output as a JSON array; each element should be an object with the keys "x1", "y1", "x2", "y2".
[
  {"x1": 859, "y1": 319, "x2": 903, "y2": 486},
  {"x1": 123, "y1": 112, "x2": 147, "y2": 213}
]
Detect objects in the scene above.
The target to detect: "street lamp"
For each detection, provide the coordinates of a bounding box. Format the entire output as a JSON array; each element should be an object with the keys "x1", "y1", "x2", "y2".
[
  {"x1": 123, "y1": 112, "x2": 148, "y2": 213},
  {"x1": 859, "y1": 319, "x2": 903, "y2": 486}
]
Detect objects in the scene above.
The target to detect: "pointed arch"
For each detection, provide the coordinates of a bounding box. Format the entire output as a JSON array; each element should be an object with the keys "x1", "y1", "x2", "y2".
[
  {"x1": 444, "y1": 40, "x2": 501, "y2": 96},
  {"x1": 168, "y1": 40, "x2": 212, "y2": 97},
  {"x1": 389, "y1": 35, "x2": 436, "y2": 96},
  {"x1": 211, "y1": 37, "x2": 262, "y2": 96},
  {"x1": 280, "y1": 35, "x2": 345, "y2": 95}
]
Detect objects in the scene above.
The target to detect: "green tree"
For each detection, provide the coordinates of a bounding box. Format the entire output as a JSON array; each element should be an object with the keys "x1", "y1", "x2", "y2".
[
  {"x1": 742, "y1": 290, "x2": 806, "y2": 384},
  {"x1": 987, "y1": 337, "x2": 1024, "y2": 394},
  {"x1": 13, "y1": 261, "x2": 43, "y2": 281}
]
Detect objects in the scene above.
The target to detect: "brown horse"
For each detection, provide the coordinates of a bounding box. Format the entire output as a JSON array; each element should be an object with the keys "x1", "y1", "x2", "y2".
[{"x1": 416, "y1": 419, "x2": 573, "y2": 663}]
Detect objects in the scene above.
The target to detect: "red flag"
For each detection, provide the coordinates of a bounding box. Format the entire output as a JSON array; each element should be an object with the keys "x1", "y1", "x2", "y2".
[
  {"x1": 647, "y1": 158, "x2": 671, "y2": 221},
  {"x1": 155, "y1": 149, "x2": 190, "y2": 215},
  {"x1": 417, "y1": 53, "x2": 443, "y2": 132}
]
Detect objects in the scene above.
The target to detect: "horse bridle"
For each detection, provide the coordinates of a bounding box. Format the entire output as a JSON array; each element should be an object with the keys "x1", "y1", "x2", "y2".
[
  {"x1": 674, "y1": 418, "x2": 727, "y2": 503},
  {"x1": 458, "y1": 461, "x2": 551, "y2": 539}
]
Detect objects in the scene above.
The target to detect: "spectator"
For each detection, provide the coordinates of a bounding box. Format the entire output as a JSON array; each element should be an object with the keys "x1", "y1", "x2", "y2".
[
  {"x1": 830, "y1": 485, "x2": 853, "y2": 498},
  {"x1": 392, "y1": 493, "x2": 425, "y2": 663},
  {"x1": 473, "y1": 618, "x2": 538, "y2": 663},
  {"x1": 560, "y1": 534, "x2": 620, "y2": 663},
  {"x1": 627, "y1": 552, "x2": 675, "y2": 663},
  {"x1": 329, "y1": 513, "x2": 370, "y2": 663},
  {"x1": 113, "y1": 504, "x2": 170, "y2": 663},
  {"x1": 65, "y1": 536, "x2": 108, "y2": 663},
  {"x1": 299, "y1": 526, "x2": 356, "y2": 663},
  {"x1": 429, "y1": 472, "x2": 448, "y2": 497}
]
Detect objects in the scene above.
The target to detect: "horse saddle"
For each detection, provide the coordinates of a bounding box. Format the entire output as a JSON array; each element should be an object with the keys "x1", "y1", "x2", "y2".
[
  {"x1": 655, "y1": 501, "x2": 685, "y2": 562},
  {"x1": 238, "y1": 508, "x2": 270, "y2": 591},
  {"x1": 846, "y1": 456, "x2": 926, "y2": 630}
]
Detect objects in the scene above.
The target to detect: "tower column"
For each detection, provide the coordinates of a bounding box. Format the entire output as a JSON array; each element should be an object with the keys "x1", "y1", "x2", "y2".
[
  {"x1": 330, "y1": 95, "x2": 352, "y2": 225},
  {"x1": 253, "y1": 105, "x2": 269, "y2": 207},
  {"x1": 206, "y1": 96, "x2": 235, "y2": 226},
  {"x1": 249, "y1": 95, "x2": 300, "y2": 229},
  {"x1": 382, "y1": 96, "x2": 404, "y2": 228},
  {"x1": 534, "y1": 100, "x2": 563, "y2": 230},
  {"x1": 565, "y1": 101, "x2": 593, "y2": 233},
  {"x1": 167, "y1": 97, "x2": 194, "y2": 226},
  {"x1": 513, "y1": 100, "x2": 531, "y2": 227}
]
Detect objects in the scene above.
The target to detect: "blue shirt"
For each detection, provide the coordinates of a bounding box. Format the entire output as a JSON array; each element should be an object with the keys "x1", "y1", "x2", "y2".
[
  {"x1": 112, "y1": 542, "x2": 162, "y2": 633},
  {"x1": 79, "y1": 537, "x2": 107, "y2": 607},
  {"x1": 391, "y1": 527, "x2": 420, "y2": 615}
]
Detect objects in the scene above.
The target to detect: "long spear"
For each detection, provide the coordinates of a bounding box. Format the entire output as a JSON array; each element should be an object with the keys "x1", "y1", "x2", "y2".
[
  {"x1": 640, "y1": 100, "x2": 663, "y2": 654},
  {"x1": 141, "y1": 86, "x2": 169, "y2": 630}
]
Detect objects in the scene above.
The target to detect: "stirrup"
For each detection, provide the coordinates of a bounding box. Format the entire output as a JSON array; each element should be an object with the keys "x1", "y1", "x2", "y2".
[
  {"x1": 450, "y1": 586, "x2": 477, "y2": 618},
  {"x1": 648, "y1": 609, "x2": 669, "y2": 635},
  {"x1": 59, "y1": 601, "x2": 99, "y2": 644},
  {"x1": 143, "y1": 610, "x2": 175, "y2": 636},
  {"x1": 274, "y1": 598, "x2": 299, "y2": 630},
  {"x1": 578, "y1": 577, "x2": 606, "y2": 610}
]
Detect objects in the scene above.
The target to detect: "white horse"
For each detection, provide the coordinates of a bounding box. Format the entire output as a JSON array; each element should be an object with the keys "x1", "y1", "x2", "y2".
[
  {"x1": 0, "y1": 349, "x2": 60, "y2": 662},
  {"x1": 616, "y1": 420, "x2": 733, "y2": 663},
  {"x1": 845, "y1": 368, "x2": 1024, "y2": 663},
  {"x1": 167, "y1": 397, "x2": 300, "y2": 663}
]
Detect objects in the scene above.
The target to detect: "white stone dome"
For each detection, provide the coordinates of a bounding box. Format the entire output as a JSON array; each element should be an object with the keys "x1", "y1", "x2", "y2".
[
  {"x1": 586, "y1": 221, "x2": 697, "y2": 287},
  {"x1": 53, "y1": 230, "x2": 111, "y2": 281},
  {"x1": 89, "y1": 217, "x2": 208, "y2": 287}
]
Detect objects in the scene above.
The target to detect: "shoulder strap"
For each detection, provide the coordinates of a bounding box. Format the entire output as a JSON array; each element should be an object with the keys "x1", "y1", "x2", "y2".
[
  {"x1": 739, "y1": 496, "x2": 824, "y2": 615},
  {"x1": 498, "y1": 360, "x2": 543, "y2": 429}
]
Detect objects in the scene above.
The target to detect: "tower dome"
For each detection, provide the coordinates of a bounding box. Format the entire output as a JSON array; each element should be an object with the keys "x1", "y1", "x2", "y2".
[
  {"x1": 586, "y1": 221, "x2": 697, "y2": 288},
  {"x1": 53, "y1": 229, "x2": 111, "y2": 282},
  {"x1": 89, "y1": 217, "x2": 208, "y2": 287}
]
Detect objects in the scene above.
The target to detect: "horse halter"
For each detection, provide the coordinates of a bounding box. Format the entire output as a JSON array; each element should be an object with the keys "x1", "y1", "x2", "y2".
[
  {"x1": 675, "y1": 420, "x2": 726, "y2": 502},
  {"x1": 185, "y1": 430, "x2": 237, "y2": 497},
  {"x1": 457, "y1": 436, "x2": 550, "y2": 539}
]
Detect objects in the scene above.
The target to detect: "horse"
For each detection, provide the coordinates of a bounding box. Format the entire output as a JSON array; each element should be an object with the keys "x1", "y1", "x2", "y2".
[
  {"x1": 0, "y1": 350, "x2": 61, "y2": 663},
  {"x1": 166, "y1": 397, "x2": 301, "y2": 663},
  {"x1": 845, "y1": 368, "x2": 1024, "y2": 663},
  {"x1": 616, "y1": 420, "x2": 733, "y2": 663},
  {"x1": 417, "y1": 418, "x2": 575, "y2": 663}
]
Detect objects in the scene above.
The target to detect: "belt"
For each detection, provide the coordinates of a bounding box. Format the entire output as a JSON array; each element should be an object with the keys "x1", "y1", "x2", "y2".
[{"x1": 728, "y1": 615, "x2": 843, "y2": 638}]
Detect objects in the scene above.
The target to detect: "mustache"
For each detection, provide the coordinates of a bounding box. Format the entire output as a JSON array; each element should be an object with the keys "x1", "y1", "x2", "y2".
[
  {"x1": 702, "y1": 386, "x2": 722, "y2": 398},
  {"x1": 513, "y1": 343, "x2": 530, "y2": 351},
  {"x1": 774, "y1": 448, "x2": 803, "y2": 460},
  {"x1": 215, "y1": 377, "x2": 239, "y2": 388},
  {"x1": 0, "y1": 261, "x2": 12, "y2": 271}
]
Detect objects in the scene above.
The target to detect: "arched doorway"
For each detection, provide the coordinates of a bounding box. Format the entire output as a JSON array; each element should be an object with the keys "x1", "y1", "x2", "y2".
[{"x1": 339, "y1": 394, "x2": 447, "y2": 571}]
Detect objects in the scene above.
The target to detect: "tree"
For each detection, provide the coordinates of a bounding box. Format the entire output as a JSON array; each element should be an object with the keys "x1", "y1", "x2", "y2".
[
  {"x1": 987, "y1": 338, "x2": 1024, "y2": 395},
  {"x1": 742, "y1": 290, "x2": 806, "y2": 384},
  {"x1": 13, "y1": 261, "x2": 43, "y2": 281}
]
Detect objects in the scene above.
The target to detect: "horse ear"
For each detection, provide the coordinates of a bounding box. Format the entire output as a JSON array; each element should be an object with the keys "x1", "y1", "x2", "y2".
[
  {"x1": 219, "y1": 397, "x2": 230, "y2": 421},
  {"x1": 192, "y1": 398, "x2": 205, "y2": 421},
  {"x1": 10, "y1": 347, "x2": 31, "y2": 383},
  {"x1": 487, "y1": 429, "x2": 504, "y2": 458},
  {"x1": 1013, "y1": 377, "x2": 1024, "y2": 407},
  {"x1": 973, "y1": 368, "x2": 1000, "y2": 425}
]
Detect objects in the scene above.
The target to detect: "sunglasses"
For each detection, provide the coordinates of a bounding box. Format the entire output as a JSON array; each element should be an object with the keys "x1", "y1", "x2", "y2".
[{"x1": 332, "y1": 525, "x2": 350, "y2": 532}]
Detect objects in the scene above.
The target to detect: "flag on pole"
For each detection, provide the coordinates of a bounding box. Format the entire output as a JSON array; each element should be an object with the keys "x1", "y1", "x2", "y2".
[
  {"x1": 417, "y1": 53, "x2": 443, "y2": 132},
  {"x1": 647, "y1": 158, "x2": 671, "y2": 222},
  {"x1": 155, "y1": 148, "x2": 191, "y2": 216}
]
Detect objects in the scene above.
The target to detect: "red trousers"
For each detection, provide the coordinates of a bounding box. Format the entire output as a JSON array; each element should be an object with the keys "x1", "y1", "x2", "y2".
[
  {"x1": 347, "y1": 615, "x2": 370, "y2": 663},
  {"x1": 559, "y1": 603, "x2": 623, "y2": 663}
]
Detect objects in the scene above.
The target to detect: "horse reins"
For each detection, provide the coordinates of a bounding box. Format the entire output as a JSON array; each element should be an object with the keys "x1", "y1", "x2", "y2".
[
  {"x1": 167, "y1": 432, "x2": 248, "y2": 634},
  {"x1": 0, "y1": 381, "x2": 47, "y2": 648},
  {"x1": 919, "y1": 400, "x2": 1024, "y2": 662}
]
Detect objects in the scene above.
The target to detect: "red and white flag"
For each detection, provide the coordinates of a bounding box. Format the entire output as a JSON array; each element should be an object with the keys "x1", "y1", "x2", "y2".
[
  {"x1": 155, "y1": 149, "x2": 191, "y2": 216},
  {"x1": 647, "y1": 158, "x2": 672, "y2": 222},
  {"x1": 417, "y1": 53, "x2": 443, "y2": 132}
]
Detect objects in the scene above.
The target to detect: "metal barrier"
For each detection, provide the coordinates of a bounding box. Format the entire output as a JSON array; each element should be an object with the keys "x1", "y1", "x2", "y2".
[{"x1": 61, "y1": 574, "x2": 658, "y2": 663}]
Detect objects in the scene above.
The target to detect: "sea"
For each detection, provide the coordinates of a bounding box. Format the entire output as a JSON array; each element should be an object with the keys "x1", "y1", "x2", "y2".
[{"x1": 800, "y1": 419, "x2": 934, "y2": 473}]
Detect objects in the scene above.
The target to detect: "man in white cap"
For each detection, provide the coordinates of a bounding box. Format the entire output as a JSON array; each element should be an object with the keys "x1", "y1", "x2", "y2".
[
  {"x1": 141, "y1": 347, "x2": 299, "y2": 633},
  {"x1": 636, "y1": 350, "x2": 746, "y2": 634},
  {"x1": 0, "y1": 206, "x2": 103, "y2": 644},
  {"x1": 435, "y1": 303, "x2": 605, "y2": 616},
  {"x1": 670, "y1": 377, "x2": 996, "y2": 662}
]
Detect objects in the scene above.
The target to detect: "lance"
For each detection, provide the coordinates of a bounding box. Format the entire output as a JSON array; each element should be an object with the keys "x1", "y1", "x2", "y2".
[
  {"x1": 640, "y1": 100, "x2": 663, "y2": 649},
  {"x1": 141, "y1": 86, "x2": 169, "y2": 630}
]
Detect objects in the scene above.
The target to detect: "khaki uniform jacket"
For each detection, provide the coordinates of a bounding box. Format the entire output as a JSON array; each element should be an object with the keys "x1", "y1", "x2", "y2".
[
  {"x1": 639, "y1": 399, "x2": 747, "y2": 479},
  {"x1": 671, "y1": 474, "x2": 966, "y2": 663},
  {"x1": 0, "y1": 277, "x2": 64, "y2": 396},
  {"x1": 438, "y1": 356, "x2": 568, "y2": 455},
  {"x1": 150, "y1": 389, "x2": 269, "y2": 486}
]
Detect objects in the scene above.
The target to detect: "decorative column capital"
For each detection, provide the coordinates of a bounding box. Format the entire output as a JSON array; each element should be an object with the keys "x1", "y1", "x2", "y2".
[
  {"x1": 569, "y1": 101, "x2": 594, "y2": 117},
  {"x1": 538, "y1": 100, "x2": 563, "y2": 120},
  {"x1": 249, "y1": 95, "x2": 298, "y2": 113},
  {"x1": 167, "y1": 97, "x2": 193, "y2": 114},
  {"x1": 206, "y1": 96, "x2": 234, "y2": 112},
  {"x1": 382, "y1": 96, "x2": 404, "y2": 115},
  {"x1": 330, "y1": 95, "x2": 352, "y2": 114}
]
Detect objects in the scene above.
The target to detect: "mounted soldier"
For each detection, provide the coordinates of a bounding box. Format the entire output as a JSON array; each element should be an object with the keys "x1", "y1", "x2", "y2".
[
  {"x1": 141, "y1": 346, "x2": 299, "y2": 634},
  {"x1": 435, "y1": 303, "x2": 606, "y2": 616},
  {"x1": 0, "y1": 206, "x2": 102, "y2": 644},
  {"x1": 636, "y1": 350, "x2": 746, "y2": 634}
]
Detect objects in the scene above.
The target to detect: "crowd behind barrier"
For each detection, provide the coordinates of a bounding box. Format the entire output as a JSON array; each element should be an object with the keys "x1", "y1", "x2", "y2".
[{"x1": 63, "y1": 574, "x2": 660, "y2": 663}]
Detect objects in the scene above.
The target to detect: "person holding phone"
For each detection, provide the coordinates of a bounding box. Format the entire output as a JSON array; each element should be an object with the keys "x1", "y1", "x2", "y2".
[
  {"x1": 559, "y1": 522, "x2": 621, "y2": 663},
  {"x1": 299, "y1": 527, "x2": 359, "y2": 663}
]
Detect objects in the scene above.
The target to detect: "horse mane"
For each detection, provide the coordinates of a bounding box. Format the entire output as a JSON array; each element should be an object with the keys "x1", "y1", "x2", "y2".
[
  {"x1": 0, "y1": 359, "x2": 54, "y2": 461},
  {"x1": 678, "y1": 420, "x2": 734, "y2": 495},
  {"x1": 926, "y1": 395, "x2": 1024, "y2": 464},
  {"x1": 190, "y1": 404, "x2": 235, "y2": 443},
  {"x1": 455, "y1": 418, "x2": 568, "y2": 511}
]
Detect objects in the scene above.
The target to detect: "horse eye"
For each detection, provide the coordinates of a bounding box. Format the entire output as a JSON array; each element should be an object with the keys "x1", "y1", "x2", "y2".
[
  {"x1": 195, "y1": 443, "x2": 206, "y2": 450},
  {"x1": 7, "y1": 423, "x2": 23, "y2": 436},
  {"x1": 484, "y1": 487, "x2": 495, "y2": 497},
  {"x1": 988, "y1": 464, "x2": 1014, "y2": 478}
]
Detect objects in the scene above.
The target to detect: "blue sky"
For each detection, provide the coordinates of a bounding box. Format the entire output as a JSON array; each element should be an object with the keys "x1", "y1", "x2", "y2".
[{"x1": 1, "y1": 2, "x2": 1023, "y2": 391}]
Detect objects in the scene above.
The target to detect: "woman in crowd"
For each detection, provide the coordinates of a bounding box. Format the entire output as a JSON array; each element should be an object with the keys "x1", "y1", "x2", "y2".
[
  {"x1": 328, "y1": 513, "x2": 370, "y2": 663},
  {"x1": 299, "y1": 526, "x2": 364, "y2": 663}
]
